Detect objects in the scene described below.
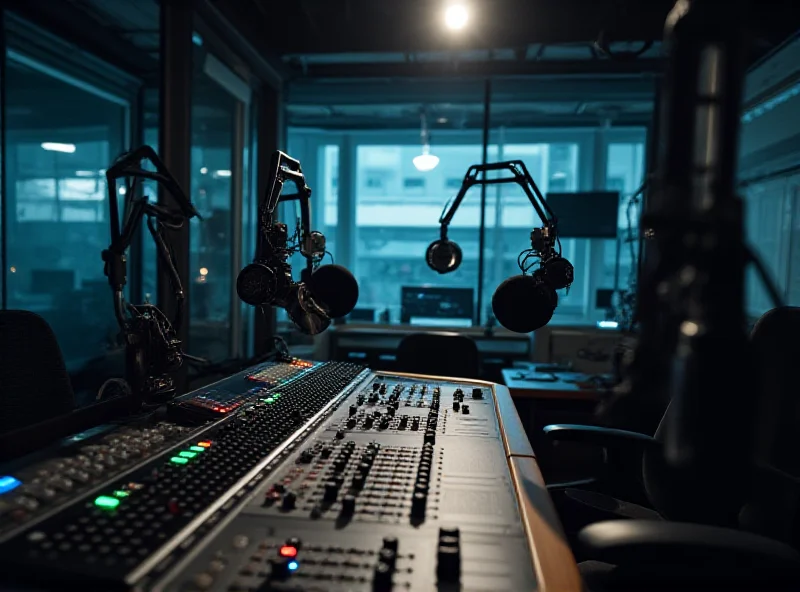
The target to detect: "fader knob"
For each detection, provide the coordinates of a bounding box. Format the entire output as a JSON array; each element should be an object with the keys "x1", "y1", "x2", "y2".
[
  {"x1": 373, "y1": 561, "x2": 393, "y2": 592},
  {"x1": 410, "y1": 492, "x2": 427, "y2": 519},
  {"x1": 341, "y1": 494, "x2": 356, "y2": 517},
  {"x1": 347, "y1": 418, "x2": 357, "y2": 429},
  {"x1": 453, "y1": 401, "x2": 460, "y2": 411},
  {"x1": 382, "y1": 537, "x2": 399, "y2": 551},
  {"x1": 349, "y1": 405, "x2": 358, "y2": 417},
  {"x1": 281, "y1": 492, "x2": 296, "y2": 511}
]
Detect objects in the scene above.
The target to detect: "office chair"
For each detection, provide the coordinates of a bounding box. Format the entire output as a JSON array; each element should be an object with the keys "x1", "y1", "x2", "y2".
[
  {"x1": 396, "y1": 332, "x2": 480, "y2": 379},
  {"x1": 544, "y1": 307, "x2": 800, "y2": 549},
  {"x1": 0, "y1": 310, "x2": 75, "y2": 433}
]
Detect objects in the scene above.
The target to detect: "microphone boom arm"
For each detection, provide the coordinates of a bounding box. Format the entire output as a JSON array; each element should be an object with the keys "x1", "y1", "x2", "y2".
[
  {"x1": 438, "y1": 160, "x2": 556, "y2": 240},
  {"x1": 102, "y1": 145, "x2": 202, "y2": 410}
]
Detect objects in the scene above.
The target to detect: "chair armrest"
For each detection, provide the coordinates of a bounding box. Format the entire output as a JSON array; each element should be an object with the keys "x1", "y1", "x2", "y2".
[
  {"x1": 580, "y1": 520, "x2": 800, "y2": 574},
  {"x1": 543, "y1": 424, "x2": 659, "y2": 449}
]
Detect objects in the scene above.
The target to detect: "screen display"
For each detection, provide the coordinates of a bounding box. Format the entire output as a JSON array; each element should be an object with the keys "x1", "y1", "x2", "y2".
[
  {"x1": 400, "y1": 286, "x2": 474, "y2": 325},
  {"x1": 546, "y1": 191, "x2": 620, "y2": 239}
]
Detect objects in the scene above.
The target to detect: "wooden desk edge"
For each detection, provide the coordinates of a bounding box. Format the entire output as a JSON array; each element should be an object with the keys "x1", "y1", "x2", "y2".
[
  {"x1": 376, "y1": 371, "x2": 581, "y2": 592},
  {"x1": 510, "y1": 455, "x2": 583, "y2": 592}
]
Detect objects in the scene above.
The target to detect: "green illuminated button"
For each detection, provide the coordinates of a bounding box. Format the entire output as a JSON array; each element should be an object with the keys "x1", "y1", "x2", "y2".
[
  {"x1": 189, "y1": 446, "x2": 205, "y2": 453},
  {"x1": 263, "y1": 398, "x2": 275, "y2": 404},
  {"x1": 113, "y1": 490, "x2": 130, "y2": 498},
  {"x1": 170, "y1": 456, "x2": 189, "y2": 465},
  {"x1": 94, "y1": 495, "x2": 120, "y2": 509},
  {"x1": 179, "y1": 451, "x2": 197, "y2": 459},
  {"x1": 273, "y1": 393, "x2": 282, "y2": 398}
]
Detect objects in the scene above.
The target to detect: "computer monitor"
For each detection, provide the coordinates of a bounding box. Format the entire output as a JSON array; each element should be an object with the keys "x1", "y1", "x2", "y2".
[
  {"x1": 546, "y1": 191, "x2": 620, "y2": 239},
  {"x1": 400, "y1": 286, "x2": 474, "y2": 326}
]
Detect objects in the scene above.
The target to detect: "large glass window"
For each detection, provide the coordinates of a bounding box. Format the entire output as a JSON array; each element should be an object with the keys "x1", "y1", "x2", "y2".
[
  {"x1": 606, "y1": 142, "x2": 646, "y2": 298},
  {"x1": 189, "y1": 63, "x2": 237, "y2": 361},
  {"x1": 5, "y1": 52, "x2": 127, "y2": 375},
  {"x1": 355, "y1": 142, "x2": 485, "y2": 324}
]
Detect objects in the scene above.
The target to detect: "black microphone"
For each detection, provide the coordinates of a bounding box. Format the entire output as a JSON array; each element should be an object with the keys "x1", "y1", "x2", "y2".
[
  {"x1": 491, "y1": 273, "x2": 558, "y2": 333},
  {"x1": 306, "y1": 264, "x2": 360, "y2": 319}
]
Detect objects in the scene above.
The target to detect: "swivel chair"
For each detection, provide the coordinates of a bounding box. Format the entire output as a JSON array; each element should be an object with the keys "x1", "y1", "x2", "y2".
[
  {"x1": 396, "y1": 332, "x2": 480, "y2": 379},
  {"x1": 544, "y1": 307, "x2": 800, "y2": 549}
]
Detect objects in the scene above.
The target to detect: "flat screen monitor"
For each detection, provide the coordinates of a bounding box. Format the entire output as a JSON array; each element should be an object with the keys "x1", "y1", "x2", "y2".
[
  {"x1": 400, "y1": 286, "x2": 474, "y2": 325},
  {"x1": 546, "y1": 191, "x2": 620, "y2": 239}
]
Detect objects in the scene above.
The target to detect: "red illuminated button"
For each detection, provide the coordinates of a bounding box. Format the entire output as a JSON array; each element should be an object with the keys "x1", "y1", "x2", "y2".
[
  {"x1": 198, "y1": 441, "x2": 212, "y2": 448},
  {"x1": 279, "y1": 546, "x2": 298, "y2": 558}
]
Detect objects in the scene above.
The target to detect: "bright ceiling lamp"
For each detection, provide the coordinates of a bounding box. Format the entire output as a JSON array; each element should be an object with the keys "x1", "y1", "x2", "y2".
[
  {"x1": 444, "y1": 4, "x2": 469, "y2": 31},
  {"x1": 413, "y1": 111, "x2": 440, "y2": 172},
  {"x1": 413, "y1": 146, "x2": 440, "y2": 172},
  {"x1": 41, "y1": 142, "x2": 76, "y2": 153}
]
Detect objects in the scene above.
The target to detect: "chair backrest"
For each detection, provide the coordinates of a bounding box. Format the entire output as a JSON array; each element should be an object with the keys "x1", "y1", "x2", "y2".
[
  {"x1": 643, "y1": 307, "x2": 800, "y2": 527},
  {"x1": 0, "y1": 310, "x2": 74, "y2": 433},
  {"x1": 396, "y1": 332, "x2": 480, "y2": 379}
]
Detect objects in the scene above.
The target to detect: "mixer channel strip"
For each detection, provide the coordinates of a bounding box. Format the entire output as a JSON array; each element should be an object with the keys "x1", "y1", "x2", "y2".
[{"x1": 0, "y1": 362, "x2": 367, "y2": 586}]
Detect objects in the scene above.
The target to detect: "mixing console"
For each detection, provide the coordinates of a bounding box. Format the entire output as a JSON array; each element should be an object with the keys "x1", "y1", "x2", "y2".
[{"x1": 0, "y1": 360, "x2": 577, "y2": 592}]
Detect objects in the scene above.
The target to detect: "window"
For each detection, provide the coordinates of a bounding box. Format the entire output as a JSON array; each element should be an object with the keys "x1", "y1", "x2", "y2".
[
  {"x1": 605, "y1": 142, "x2": 646, "y2": 298},
  {"x1": 355, "y1": 143, "x2": 486, "y2": 323},
  {"x1": 5, "y1": 53, "x2": 127, "y2": 373},
  {"x1": 189, "y1": 62, "x2": 238, "y2": 361}
]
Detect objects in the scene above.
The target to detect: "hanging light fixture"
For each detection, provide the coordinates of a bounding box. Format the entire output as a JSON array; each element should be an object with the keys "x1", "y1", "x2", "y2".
[{"x1": 413, "y1": 111, "x2": 440, "y2": 172}]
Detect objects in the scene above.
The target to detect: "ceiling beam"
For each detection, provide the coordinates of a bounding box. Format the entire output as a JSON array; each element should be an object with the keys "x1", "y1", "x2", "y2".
[
  {"x1": 284, "y1": 58, "x2": 663, "y2": 81},
  {"x1": 287, "y1": 76, "x2": 657, "y2": 106}
]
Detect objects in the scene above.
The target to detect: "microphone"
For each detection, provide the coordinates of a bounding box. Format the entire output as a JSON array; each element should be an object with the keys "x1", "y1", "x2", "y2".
[
  {"x1": 237, "y1": 151, "x2": 360, "y2": 336},
  {"x1": 491, "y1": 273, "x2": 558, "y2": 334},
  {"x1": 306, "y1": 264, "x2": 360, "y2": 319}
]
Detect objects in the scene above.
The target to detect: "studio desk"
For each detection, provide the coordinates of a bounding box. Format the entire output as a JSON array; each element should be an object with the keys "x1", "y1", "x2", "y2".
[{"x1": 0, "y1": 358, "x2": 580, "y2": 591}]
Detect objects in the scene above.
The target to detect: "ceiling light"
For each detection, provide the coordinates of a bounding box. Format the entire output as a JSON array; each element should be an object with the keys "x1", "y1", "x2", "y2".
[
  {"x1": 413, "y1": 146, "x2": 440, "y2": 172},
  {"x1": 118, "y1": 186, "x2": 126, "y2": 195},
  {"x1": 41, "y1": 142, "x2": 76, "y2": 153},
  {"x1": 214, "y1": 169, "x2": 232, "y2": 177},
  {"x1": 444, "y1": 4, "x2": 469, "y2": 31},
  {"x1": 75, "y1": 170, "x2": 96, "y2": 177},
  {"x1": 200, "y1": 167, "x2": 208, "y2": 175}
]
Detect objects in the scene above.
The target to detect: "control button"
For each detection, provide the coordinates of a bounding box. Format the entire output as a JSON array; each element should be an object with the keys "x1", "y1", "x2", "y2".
[
  {"x1": 298, "y1": 451, "x2": 313, "y2": 464},
  {"x1": 320, "y1": 447, "x2": 332, "y2": 459},
  {"x1": 453, "y1": 401, "x2": 460, "y2": 411},
  {"x1": 341, "y1": 494, "x2": 356, "y2": 517},
  {"x1": 387, "y1": 407, "x2": 395, "y2": 417},
  {"x1": 424, "y1": 431, "x2": 436, "y2": 445},
  {"x1": 286, "y1": 536, "x2": 302, "y2": 549},
  {"x1": 436, "y1": 545, "x2": 460, "y2": 583},
  {"x1": 279, "y1": 545, "x2": 298, "y2": 558},
  {"x1": 352, "y1": 473, "x2": 365, "y2": 489},
  {"x1": 232, "y1": 535, "x2": 249, "y2": 549},
  {"x1": 410, "y1": 492, "x2": 426, "y2": 519},
  {"x1": 193, "y1": 572, "x2": 214, "y2": 590},
  {"x1": 335, "y1": 430, "x2": 345, "y2": 440},
  {"x1": 462, "y1": 405, "x2": 470, "y2": 414},
  {"x1": 382, "y1": 536, "x2": 398, "y2": 551},
  {"x1": 346, "y1": 418, "x2": 357, "y2": 429},
  {"x1": 269, "y1": 557, "x2": 292, "y2": 580},
  {"x1": 349, "y1": 404, "x2": 358, "y2": 417},
  {"x1": 472, "y1": 388, "x2": 483, "y2": 399},
  {"x1": 379, "y1": 548, "x2": 396, "y2": 568},
  {"x1": 324, "y1": 482, "x2": 339, "y2": 502},
  {"x1": 373, "y1": 561, "x2": 393, "y2": 591},
  {"x1": 281, "y1": 492, "x2": 297, "y2": 511}
]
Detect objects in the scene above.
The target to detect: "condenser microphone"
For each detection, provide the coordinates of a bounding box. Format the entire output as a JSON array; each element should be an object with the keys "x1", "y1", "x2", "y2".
[
  {"x1": 491, "y1": 273, "x2": 558, "y2": 333},
  {"x1": 306, "y1": 264, "x2": 360, "y2": 319}
]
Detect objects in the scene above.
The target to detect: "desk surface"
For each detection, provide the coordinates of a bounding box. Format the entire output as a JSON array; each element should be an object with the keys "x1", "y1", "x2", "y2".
[{"x1": 502, "y1": 367, "x2": 608, "y2": 401}]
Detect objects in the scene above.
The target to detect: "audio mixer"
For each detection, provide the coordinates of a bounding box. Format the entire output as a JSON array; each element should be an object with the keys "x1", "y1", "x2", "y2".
[{"x1": 0, "y1": 360, "x2": 580, "y2": 591}]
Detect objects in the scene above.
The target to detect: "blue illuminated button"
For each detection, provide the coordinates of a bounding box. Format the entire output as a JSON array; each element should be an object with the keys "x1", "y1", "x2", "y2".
[
  {"x1": 288, "y1": 561, "x2": 299, "y2": 571},
  {"x1": 0, "y1": 476, "x2": 21, "y2": 495}
]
